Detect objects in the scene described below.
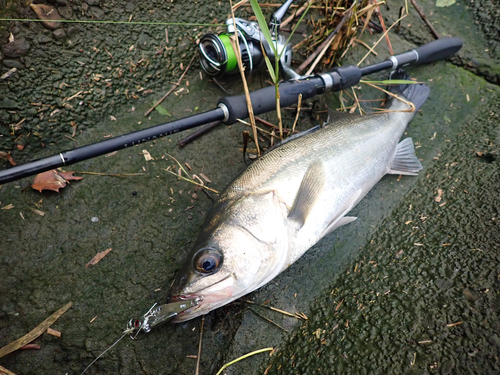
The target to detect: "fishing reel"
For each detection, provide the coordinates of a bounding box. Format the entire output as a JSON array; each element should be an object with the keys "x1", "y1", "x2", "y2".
[{"x1": 198, "y1": 0, "x2": 300, "y2": 79}]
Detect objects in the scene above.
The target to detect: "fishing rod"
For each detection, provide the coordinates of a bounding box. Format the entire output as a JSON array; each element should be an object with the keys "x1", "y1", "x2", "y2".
[{"x1": 0, "y1": 37, "x2": 462, "y2": 185}]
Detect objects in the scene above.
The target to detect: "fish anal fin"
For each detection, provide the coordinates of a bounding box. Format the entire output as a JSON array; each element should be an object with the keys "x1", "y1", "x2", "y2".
[
  {"x1": 288, "y1": 160, "x2": 326, "y2": 227},
  {"x1": 388, "y1": 137, "x2": 423, "y2": 176},
  {"x1": 319, "y1": 189, "x2": 362, "y2": 238},
  {"x1": 322, "y1": 216, "x2": 357, "y2": 237}
]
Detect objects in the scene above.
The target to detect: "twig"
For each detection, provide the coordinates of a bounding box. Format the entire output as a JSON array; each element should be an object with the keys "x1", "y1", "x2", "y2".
[
  {"x1": 255, "y1": 116, "x2": 296, "y2": 134},
  {"x1": 360, "y1": 80, "x2": 416, "y2": 112},
  {"x1": 144, "y1": 54, "x2": 196, "y2": 117},
  {"x1": 357, "y1": 11, "x2": 408, "y2": 66},
  {"x1": 292, "y1": 94, "x2": 302, "y2": 133},
  {"x1": 374, "y1": 0, "x2": 393, "y2": 55},
  {"x1": 244, "y1": 300, "x2": 304, "y2": 319},
  {"x1": 232, "y1": 0, "x2": 249, "y2": 11},
  {"x1": 0, "y1": 302, "x2": 73, "y2": 358},
  {"x1": 351, "y1": 87, "x2": 363, "y2": 115},
  {"x1": 229, "y1": 0, "x2": 260, "y2": 155},
  {"x1": 354, "y1": 38, "x2": 378, "y2": 55},
  {"x1": 249, "y1": 308, "x2": 289, "y2": 333},
  {"x1": 280, "y1": 0, "x2": 315, "y2": 29},
  {"x1": 165, "y1": 169, "x2": 219, "y2": 194},
  {"x1": 165, "y1": 154, "x2": 219, "y2": 194},
  {"x1": 75, "y1": 172, "x2": 144, "y2": 177},
  {"x1": 237, "y1": 119, "x2": 282, "y2": 139},
  {"x1": 194, "y1": 316, "x2": 204, "y2": 375},
  {"x1": 409, "y1": 0, "x2": 440, "y2": 39},
  {"x1": 178, "y1": 121, "x2": 222, "y2": 147},
  {"x1": 299, "y1": 1, "x2": 358, "y2": 75}
]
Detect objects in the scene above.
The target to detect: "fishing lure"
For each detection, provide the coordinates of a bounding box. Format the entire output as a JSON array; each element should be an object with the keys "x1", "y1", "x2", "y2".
[{"x1": 81, "y1": 297, "x2": 201, "y2": 374}]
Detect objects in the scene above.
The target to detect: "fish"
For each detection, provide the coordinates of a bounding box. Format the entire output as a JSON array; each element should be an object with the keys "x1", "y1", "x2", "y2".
[{"x1": 168, "y1": 72, "x2": 430, "y2": 322}]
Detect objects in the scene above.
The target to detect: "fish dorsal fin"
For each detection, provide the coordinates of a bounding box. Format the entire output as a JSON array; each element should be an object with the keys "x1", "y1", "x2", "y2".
[
  {"x1": 388, "y1": 137, "x2": 423, "y2": 176},
  {"x1": 326, "y1": 108, "x2": 357, "y2": 124},
  {"x1": 265, "y1": 125, "x2": 321, "y2": 154},
  {"x1": 288, "y1": 160, "x2": 326, "y2": 227},
  {"x1": 319, "y1": 189, "x2": 362, "y2": 238}
]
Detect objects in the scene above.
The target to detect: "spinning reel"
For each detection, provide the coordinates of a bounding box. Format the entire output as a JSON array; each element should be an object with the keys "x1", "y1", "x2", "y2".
[{"x1": 198, "y1": 0, "x2": 300, "y2": 79}]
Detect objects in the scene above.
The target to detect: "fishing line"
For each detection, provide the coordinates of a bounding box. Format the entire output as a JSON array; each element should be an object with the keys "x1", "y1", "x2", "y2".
[
  {"x1": 0, "y1": 18, "x2": 225, "y2": 27},
  {"x1": 80, "y1": 332, "x2": 127, "y2": 375}
]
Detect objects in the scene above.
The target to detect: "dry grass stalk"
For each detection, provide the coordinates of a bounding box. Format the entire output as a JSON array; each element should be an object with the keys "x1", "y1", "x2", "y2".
[
  {"x1": 230, "y1": 0, "x2": 260, "y2": 155},
  {"x1": 0, "y1": 302, "x2": 73, "y2": 358},
  {"x1": 357, "y1": 10, "x2": 408, "y2": 66},
  {"x1": 165, "y1": 154, "x2": 219, "y2": 194},
  {"x1": 360, "y1": 80, "x2": 416, "y2": 113},
  {"x1": 292, "y1": 94, "x2": 303, "y2": 133}
]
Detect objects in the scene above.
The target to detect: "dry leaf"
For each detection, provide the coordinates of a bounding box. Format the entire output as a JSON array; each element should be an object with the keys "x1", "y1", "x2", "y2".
[
  {"x1": 31, "y1": 170, "x2": 83, "y2": 193},
  {"x1": 46, "y1": 328, "x2": 61, "y2": 338},
  {"x1": 434, "y1": 188, "x2": 443, "y2": 202},
  {"x1": 1, "y1": 204, "x2": 14, "y2": 210},
  {"x1": 0, "y1": 151, "x2": 16, "y2": 166},
  {"x1": 142, "y1": 150, "x2": 153, "y2": 161},
  {"x1": 32, "y1": 209, "x2": 45, "y2": 216},
  {"x1": 86, "y1": 248, "x2": 112, "y2": 268}
]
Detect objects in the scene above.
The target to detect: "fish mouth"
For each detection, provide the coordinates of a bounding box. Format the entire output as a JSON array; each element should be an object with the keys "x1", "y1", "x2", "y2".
[{"x1": 169, "y1": 275, "x2": 235, "y2": 321}]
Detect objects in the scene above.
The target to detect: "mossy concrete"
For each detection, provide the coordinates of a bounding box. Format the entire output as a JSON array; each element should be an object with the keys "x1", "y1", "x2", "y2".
[{"x1": 0, "y1": 0, "x2": 499, "y2": 374}]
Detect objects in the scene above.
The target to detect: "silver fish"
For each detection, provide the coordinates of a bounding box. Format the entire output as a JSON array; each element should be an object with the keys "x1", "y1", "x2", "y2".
[{"x1": 168, "y1": 75, "x2": 430, "y2": 322}]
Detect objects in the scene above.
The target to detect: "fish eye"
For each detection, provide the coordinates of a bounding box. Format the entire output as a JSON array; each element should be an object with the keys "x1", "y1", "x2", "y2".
[{"x1": 193, "y1": 248, "x2": 222, "y2": 274}]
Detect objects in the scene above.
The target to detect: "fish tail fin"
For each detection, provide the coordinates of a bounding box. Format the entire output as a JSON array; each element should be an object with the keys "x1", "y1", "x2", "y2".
[{"x1": 388, "y1": 69, "x2": 430, "y2": 116}]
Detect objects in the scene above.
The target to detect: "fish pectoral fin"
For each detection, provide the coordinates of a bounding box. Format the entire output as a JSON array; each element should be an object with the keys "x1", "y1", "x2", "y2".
[
  {"x1": 388, "y1": 137, "x2": 423, "y2": 176},
  {"x1": 320, "y1": 189, "x2": 362, "y2": 238},
  {"x1": 288, "y1": 160, "x2": 326, "y2": 227}
]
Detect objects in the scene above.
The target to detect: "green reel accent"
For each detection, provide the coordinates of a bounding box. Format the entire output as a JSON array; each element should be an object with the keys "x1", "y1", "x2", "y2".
[{"x1": 218, "y1": 34, "x2": 238, "y2": 73}]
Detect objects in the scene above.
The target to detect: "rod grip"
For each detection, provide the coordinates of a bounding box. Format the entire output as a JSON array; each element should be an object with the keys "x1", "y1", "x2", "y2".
[
  {"x1": 218, "y1": 77, "x2": 326, "y2": 125},
  {"x1": 413, "y1": 37, "x2": 463, "y2": 64}
]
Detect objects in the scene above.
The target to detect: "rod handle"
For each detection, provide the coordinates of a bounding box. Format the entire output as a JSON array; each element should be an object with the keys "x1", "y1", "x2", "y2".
[
  {"x1": 391, "y1": 37, "x2": 463, "y2": 69},
  {"x1": 218, "y1": 76, "x2": 326, "y2": 125},
  {"x1": 413, "y1": 37, "x2": 463, "y2": 64}
]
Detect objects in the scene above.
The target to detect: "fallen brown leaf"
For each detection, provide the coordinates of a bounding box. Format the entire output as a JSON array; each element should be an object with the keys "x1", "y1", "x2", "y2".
[
  {"x1": 0, "y1": 151, "x2": 16, "y2": 166},
  {"x1": 31, "y1": 170, "x2": 83, "y2": 193},
  {"x1": 86, "y1": 248, "x2": 112, "y2": 268}
]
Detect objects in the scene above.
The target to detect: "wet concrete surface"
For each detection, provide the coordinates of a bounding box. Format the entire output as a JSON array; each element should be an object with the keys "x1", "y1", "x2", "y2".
[{"x1": 0, "y1": 0, "x2": 499, "y2": 374}]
